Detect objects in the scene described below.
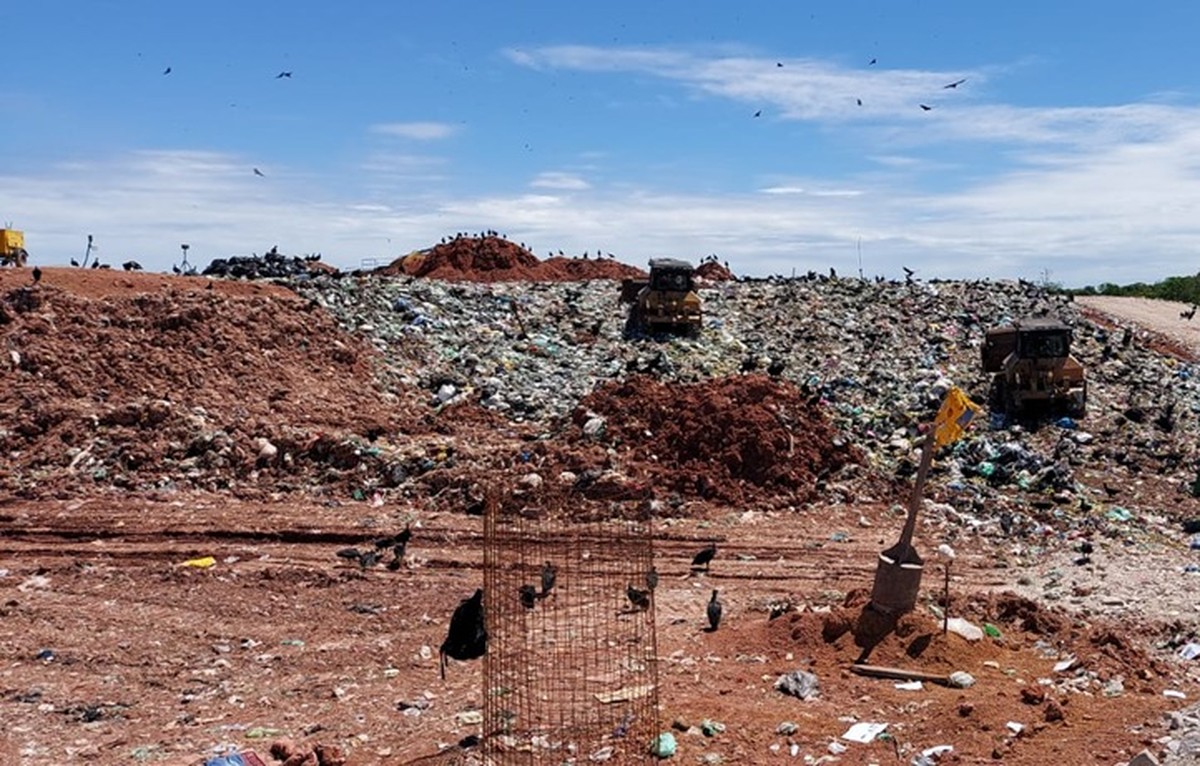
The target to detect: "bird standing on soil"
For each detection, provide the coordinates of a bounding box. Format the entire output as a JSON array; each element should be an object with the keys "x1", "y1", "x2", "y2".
[
  {"x1": 336, "y1": 547, "x2": 362, "y2": 563},
  {"x1": 440, "y1": 588, "x2": 487, "y2": 679},
  {"x1": 540, "y1": 561, "x2": 557, "y2": 598},
  {"x1": 31, "y1": 266, "x2": 42, "y2": 284},
  {"x1": 518, "y1": 584, "x2": 538, "y2": 610},
  {"x1": 626, "y1": 584, "x2": 651, "y2": 611},
  {"x1": 646, "y1": 565, "x2": 659, "y2": 591},
  {"x1": 706, "y1": 590, "x2": 723, "y2": 631},
  {"x1": 691, "y1": 543, "x2": 717, "y2": 572},
  {"x1": 1102, "y1": 482, "x2": 1119, "y2": 498},
  {"x1": 358, "y1": 550, "x2": 380, "y2": 570},
  {"x1": 122, "y1": 261, "x2": 143, "y2": 271}
]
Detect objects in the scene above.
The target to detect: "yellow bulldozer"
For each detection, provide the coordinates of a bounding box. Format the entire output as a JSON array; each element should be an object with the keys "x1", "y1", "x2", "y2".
[
  {"x1": 982, "y1": 317, "x2": 1087, "y2": 419},
  {"x1": 620, "y1": 258, "x2": 703, "y2": 338},
  {"x1": 1, "y1": 227, "x2": 29, "y2": 267}
]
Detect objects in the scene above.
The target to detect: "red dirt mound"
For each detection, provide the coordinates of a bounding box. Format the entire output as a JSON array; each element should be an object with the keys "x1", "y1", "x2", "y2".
[
  {"x1": 0, "y1": 276, "x2": 434, "y2": 498},
  {"x1": 378, "y1": 236, "x2": 645, "y2": 282},
  {"x1": 695, "y1": 260, "x2": 735, "y2": 281},
  {"x1": 571, "y1": 374, "x2": 861, "y2": 504}
]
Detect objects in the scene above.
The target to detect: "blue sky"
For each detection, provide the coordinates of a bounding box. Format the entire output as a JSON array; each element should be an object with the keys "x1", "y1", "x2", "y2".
[{"x1": 3, "y1": 1, "x2": 1200, "y2": 286}]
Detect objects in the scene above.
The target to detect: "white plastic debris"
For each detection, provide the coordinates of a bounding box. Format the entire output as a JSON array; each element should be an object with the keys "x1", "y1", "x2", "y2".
[
  {"x1": 841, "y1": 722, "x2": 888, "y2": 743},
  {"x1": 945, "y1": 617, "x2": 984, "y2": 641},
  {"x1": 894, "y1": 680, "x2": 924, "y2": 691}
]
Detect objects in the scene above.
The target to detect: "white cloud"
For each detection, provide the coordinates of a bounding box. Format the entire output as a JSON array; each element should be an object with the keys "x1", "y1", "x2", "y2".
[
  {"x1": 369, "y1": 121, "x2": 459, "y2": 140},
  {"x1": 531, "y1": 172, "x2": 591, "y2": 190}
]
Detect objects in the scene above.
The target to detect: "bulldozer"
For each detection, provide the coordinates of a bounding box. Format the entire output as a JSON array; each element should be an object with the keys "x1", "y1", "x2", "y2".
[
  {"x1": 1, "y1": 227, "x2": 29, "y2": 267},
  {"x1": 982, "y1": 317, "x2": 1087, "y2": 418},
  {"x1": 621, "y1": 258, "x2": 703, "y2": 338}
]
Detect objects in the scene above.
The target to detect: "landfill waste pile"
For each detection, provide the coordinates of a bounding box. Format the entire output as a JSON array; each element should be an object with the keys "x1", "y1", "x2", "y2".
[
  {"x1": 202, "y1": 249, "x2": 335, "y2": 280},
  {"x1": 2, "y1": 262, "x2": 1200, "y2": 766}
]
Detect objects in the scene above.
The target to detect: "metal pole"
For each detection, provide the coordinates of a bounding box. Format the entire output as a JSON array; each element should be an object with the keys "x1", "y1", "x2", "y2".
[{"x1": 898, "y1": 433, "x2": 936, "y2": 555}]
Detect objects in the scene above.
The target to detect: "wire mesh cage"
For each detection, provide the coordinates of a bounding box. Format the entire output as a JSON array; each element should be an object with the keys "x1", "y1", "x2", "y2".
[{"x1": 482, "y1": 493, "x2": 660, "y2": 764}]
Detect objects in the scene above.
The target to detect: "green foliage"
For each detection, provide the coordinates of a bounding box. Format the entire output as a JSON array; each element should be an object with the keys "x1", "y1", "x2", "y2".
[{"x1": 1068, "y1": 272, "x2": 1200, "y2": 305}]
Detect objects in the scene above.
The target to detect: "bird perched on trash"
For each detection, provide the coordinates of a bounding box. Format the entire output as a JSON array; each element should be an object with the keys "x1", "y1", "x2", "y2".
[
  {"x1": 691, "y1": 543, "x2": 717, "y2": 572},
  {"x1": 440, "y1": 589, "x2": 487, "y2": 679},
  {"x1": 540, "y1": 561, "x2": 557, "y2": 598},
  {"x1": 626, "y1": 584, "x2": 651, "y2": 611},
  {"x1": 518, "y1": 584, "x2": 538, "y2": 610},
  {"x1": 706, "y1": 590, "x2": 723, "y2": 631},
  {"x1": 31, "y1": 266, "x2": 42, "y2": 284},
  {"x1": 766, "y1": 358, "x2": 787, "y2": 377}
]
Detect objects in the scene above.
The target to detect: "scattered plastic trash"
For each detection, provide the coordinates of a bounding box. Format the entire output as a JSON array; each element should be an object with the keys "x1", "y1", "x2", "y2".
[
  {"x1": 895, "y1": 680, "x2": 924, "y2": 691},
  {"x1": 983, "y1": 623, "x2": 1002, "y2": 638},
  {"x1": 1053, "y1": 655, "x2": 1078, "y2": 672},
  {"x1": 945, "y1": 617, "x2": 984, "y2": 641},
  {"x1": 841, "y1": 722, "x2": 888, "y2": 743},
  {"x1": 1106, "y1": 507, "x2": 1133, "y2": 522},
  {"x1": 948, "y1": 671, "x2": 976, "y2": 688},
  {"x1": 1179, "y1": 643, "x2": 1200, "y2": 661},
  {"x1": 650, "y1": 732, "x2": 677, "y2": 758},
  {"x1": 181, "y1": 556, "x2": 217, "y2": 569},
  {"x1": 775, "y1": 721, "x2": 798, "y2": 735},
  {"x1": 1006, "y1": 721, "x2": 1025, "y2": 735},
  {"x1": 35, "y1": 649, "x2": 55, "y2": 662},
  {"x1": 774, "y1": 669, "x2": 821, "y2": 700},
  {"x1": 204, "y1": 751, "x2": 267, "y2": 766},
  {"x1": 700, "y1": 719, "x2": 725, "y2": 737},
  {"x1": 1164, "y1": 689, "x2": 1188, "y2": 699}
]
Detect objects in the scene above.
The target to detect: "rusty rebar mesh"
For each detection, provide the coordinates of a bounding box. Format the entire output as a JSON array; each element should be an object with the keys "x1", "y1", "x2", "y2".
[{"x1": 483, "y1": 494, "x2": 659, "y2": 765}]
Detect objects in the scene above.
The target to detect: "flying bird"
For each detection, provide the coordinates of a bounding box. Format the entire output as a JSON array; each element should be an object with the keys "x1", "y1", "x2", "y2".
[
  {"x1": 776, "y1": 62, "x2": 783, "y2": 68},
  {"x1": 902, "y1": 266, "x2": 915, "y2": 277},
  {"x1": 276, "y1": 71, "x2": 293, "y2": 79},
  {"x1": 868, "y1": 57, "x2": 877, "y2": 66},
  {"x1": 253, "y1": 168, "x2": 265, "y2": 177},
  {"x1": 440, "y1": 589, "x2": 487, "y2": 679},
  {"x1": 856, "y1": 98, "x2": 863, "y2": 106},
  {"x1": 162, "y1": 66, "x2": 172, "y2": 75},
  {"x1": 919, "y1": 104, "x2": 933, "y2": 111},
  {"x1": 706, "y1": 590, "x2": 723, "y2": 631},
  {"x1": 943, "y1": 78, "x2": 968, "y2": 89},
  {"x1": 691, "y1": 542, "x2": 717, "y2": 572},
  {"x1": 753, "y1": 110, "x2": 762, "y2": 118}
]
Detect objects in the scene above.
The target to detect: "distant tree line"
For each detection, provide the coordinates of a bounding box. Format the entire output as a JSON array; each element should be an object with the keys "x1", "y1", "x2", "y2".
[{"x1": 1067, "y1": 271, "x2": 1200, "y2": 305}]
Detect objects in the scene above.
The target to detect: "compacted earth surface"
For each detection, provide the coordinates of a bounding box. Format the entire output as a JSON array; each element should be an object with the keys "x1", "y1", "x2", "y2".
[{"x1": 2, "y1": 247, "x2": 1200, "y2": 766}]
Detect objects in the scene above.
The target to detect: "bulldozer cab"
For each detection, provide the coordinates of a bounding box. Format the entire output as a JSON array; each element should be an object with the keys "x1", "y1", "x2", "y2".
[
  {"x1": 647, "y1": 259, "x2": 695, "y2": 292},
  {"x1": 1015, "y1": 322, "x2": 1070, "y2": 360}
]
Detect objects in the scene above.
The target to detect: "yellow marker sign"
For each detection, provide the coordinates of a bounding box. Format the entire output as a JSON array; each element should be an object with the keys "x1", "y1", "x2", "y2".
[{"x1": 933, "y1": 386, "x2": 983, "y2": 447}]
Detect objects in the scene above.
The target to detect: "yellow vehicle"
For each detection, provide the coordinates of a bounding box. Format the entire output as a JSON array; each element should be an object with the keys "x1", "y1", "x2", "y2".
[
  {"x1": 982, "y1": 317, "x2": 1087, "y2": 418},
  {"x1": 621, "y1": 258, "x2": 703, "y2": 338},
  {"x1": 1, "y1": 228, "x2": 29, "y2": 267}
]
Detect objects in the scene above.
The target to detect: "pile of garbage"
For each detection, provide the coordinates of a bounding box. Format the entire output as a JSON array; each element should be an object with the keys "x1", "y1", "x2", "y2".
[
  {"x1": 202, "y1": 249, "x2": 334, "y2": 280},
  {"x1": 377, "y1": 234, "x2": 645, "y2": 282}
]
